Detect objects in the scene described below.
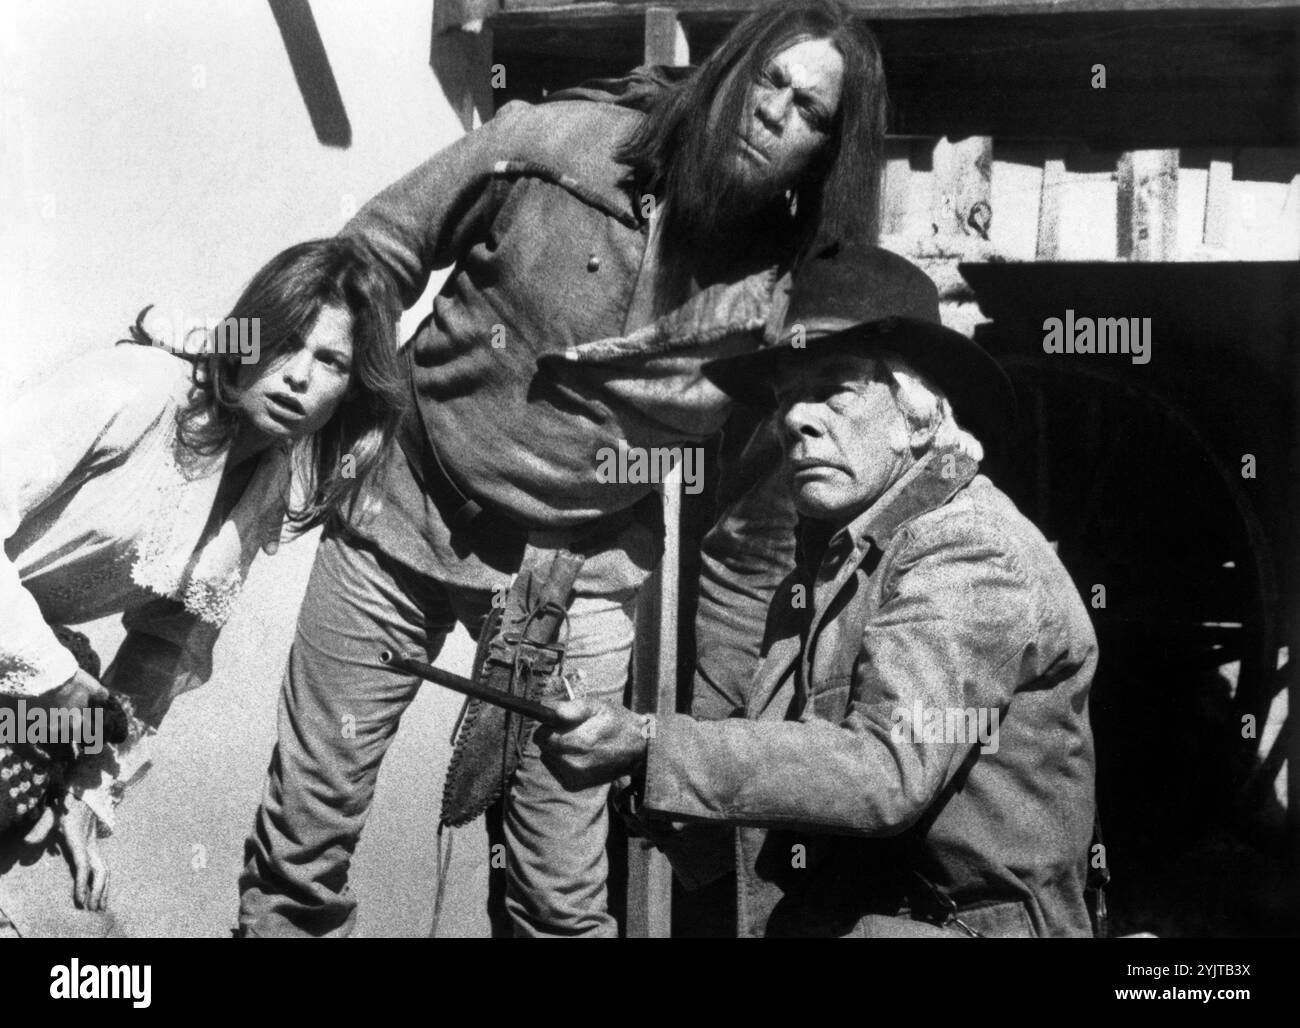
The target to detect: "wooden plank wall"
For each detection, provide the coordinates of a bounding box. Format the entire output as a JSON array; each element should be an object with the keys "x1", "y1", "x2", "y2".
[{"x1": 881, "y1": 139, "x2": 1300, "y2": 267}]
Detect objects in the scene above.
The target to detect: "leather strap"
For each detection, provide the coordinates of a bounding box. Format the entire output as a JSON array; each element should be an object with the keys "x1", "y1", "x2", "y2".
[{"x1": 439, "y1": 544, "x2": 588, "y2": 827}]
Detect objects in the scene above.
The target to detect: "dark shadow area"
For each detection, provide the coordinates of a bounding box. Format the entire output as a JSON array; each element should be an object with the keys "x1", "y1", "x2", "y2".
[
  {"x1": 431, "y1": 9, "x2": 495, "y2": 133},
  {"x1": 1092, "y1": 648, "x2": 1296, "y2": 936},
  {"x1": 268, "y1": 0, "x2": 351, "y2": 148},
  {"x1": 492, "y1": 8, "x2": 1299, "y2": 149},
  {"x1": 970, "y1": 260, "x2": 1300, "y2": 937},
  {"x1": 0, "y1": 832, "x2": 61, "y2": 880},
  {"x1": 1234, "y1": 148, "x2": 1300, "y2": 185}
]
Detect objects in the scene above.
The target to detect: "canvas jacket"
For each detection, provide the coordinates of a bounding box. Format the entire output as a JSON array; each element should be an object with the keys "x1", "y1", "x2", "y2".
[
  {"x1": 340, "y1": 91, "x2": 798, "y2": 695},
  {"x1": 342, "y1": 96, "x2": 793, "y2": 531},
  {"x1": 1, "y1": 346, "x2": 289, "y2": 828},
  {"x1": 643, "y1": 448, "x2": 1099, "y2": 937}
]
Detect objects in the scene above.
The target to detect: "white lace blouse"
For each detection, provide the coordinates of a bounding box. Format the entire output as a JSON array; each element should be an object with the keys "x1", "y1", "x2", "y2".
[{"x1": 1, "y1": 344, "x2": 290, "y2": 826}]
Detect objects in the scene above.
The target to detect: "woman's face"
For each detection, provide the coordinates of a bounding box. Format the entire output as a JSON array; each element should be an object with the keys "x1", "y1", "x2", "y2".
[{"x1": 235, "y1": 303, "x2": 353, "y2": 444}]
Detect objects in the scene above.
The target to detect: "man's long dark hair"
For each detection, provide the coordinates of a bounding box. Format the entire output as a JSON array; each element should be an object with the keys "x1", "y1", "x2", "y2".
[{"x1": 616, "y1": 0, "x2": 887, "y2": 268}]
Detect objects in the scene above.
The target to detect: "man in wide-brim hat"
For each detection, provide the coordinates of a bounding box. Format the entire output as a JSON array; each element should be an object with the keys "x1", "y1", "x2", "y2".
[{"x1": 538, "y1": 241, "x2": 1100, "y2": 937}]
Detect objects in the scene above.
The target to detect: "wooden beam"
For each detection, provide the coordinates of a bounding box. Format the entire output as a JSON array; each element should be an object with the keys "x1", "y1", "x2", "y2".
[
  {"x1": 1117, "y1": 149, "x2": 1180, "y2": 259},
  {"x1": 432, "y1": 0, "x2": 497, "y2": 131},
  {"x1": 1036, "y1": 144, "x2": 1067, "y2": 260},
  {"x1": 627, "y1": 7, "x2": 687, "y2": 940},
  {"x1": 882, "y1": 141, "x2": 913, "y2": 237},
  {"x1": 931, "y1": 135, "x2": 993, "y2": 248},
  {"x1": 441, "y1": 0, "x2": 502, "y2": 25},
  {"x1": 644, "y1": 5, "x2": 689, "y2": 64},
  {"x1": 1202, "y1": 151, "x2": 1234, "y2": 249},
  {"x1": 500, "y1": 0, "x2": 1300, "y2": 19},
  {"x1": 628, "y1": 461, "x2": 683, "y2": 939},
  {"x1": 268, "y1": 0, "x2": 352, "y2": 148}
]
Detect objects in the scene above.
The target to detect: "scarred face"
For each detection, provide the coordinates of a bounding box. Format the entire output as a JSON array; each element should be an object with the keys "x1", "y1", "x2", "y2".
[{"x1": 726, "y1": 37, "x2": 845, "y2": 199}]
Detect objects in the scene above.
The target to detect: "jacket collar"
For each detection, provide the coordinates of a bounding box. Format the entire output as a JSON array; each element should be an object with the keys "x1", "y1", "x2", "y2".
[
  {"x1": 746, "y1": 446, "x2": 979, "y2": 720},
  {"x1": 853, "y1": 446, "x2": 979, "y2": 549},
  {"x1": 799, "y1": 446, "x2": 980, "y2": 574}
]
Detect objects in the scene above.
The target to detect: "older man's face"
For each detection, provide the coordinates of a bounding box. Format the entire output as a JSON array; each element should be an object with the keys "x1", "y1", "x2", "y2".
[{"x1": 775, "y1": 351, "x2": 913, "y2": 526}]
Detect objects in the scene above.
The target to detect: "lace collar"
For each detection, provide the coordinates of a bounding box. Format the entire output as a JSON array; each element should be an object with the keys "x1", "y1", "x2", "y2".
[{"x1": 130, "y1": 439, "x2": 291, "y2": 625}]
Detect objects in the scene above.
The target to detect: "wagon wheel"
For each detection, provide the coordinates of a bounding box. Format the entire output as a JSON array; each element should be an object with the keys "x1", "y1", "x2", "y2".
[{"x1": 991, "y1": 354, "x2": 1284, "y2": 859}]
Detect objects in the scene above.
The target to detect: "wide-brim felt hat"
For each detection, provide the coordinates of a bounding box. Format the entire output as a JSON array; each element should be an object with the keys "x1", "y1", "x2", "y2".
[{"x1": 703, "y1": 241, "x2": 1014, "y2": 447}]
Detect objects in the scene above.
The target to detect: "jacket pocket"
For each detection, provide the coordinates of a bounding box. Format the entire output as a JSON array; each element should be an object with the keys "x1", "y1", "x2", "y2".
[
  {"x1": 809, "y1": 678, "x2": 851, "y2": 722},
  {"x1": 957, "y1": 899, "x2": 1038, "y2": 938}
]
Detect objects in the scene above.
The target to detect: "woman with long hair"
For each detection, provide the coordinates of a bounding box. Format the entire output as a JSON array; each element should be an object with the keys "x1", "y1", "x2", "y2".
[{"x1": 0, "y1": 236, "x2": 406, "y2": 909}]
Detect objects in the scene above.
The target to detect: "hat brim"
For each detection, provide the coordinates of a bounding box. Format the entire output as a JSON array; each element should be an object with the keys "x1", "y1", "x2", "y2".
[{"x1": 703, "y1": 317, "x2": 1015, "y2": 448}]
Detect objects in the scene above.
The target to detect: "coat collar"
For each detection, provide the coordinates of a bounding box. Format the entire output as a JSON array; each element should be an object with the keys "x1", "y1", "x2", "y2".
[
  {"x1": 848, "y1": 446, "x2": 979, "y2": 551},
  {"x1": 746, "y1": 447, "x2": 980, "y2": 719},
  {"x1": 799, "y1": 446, "x2": 980, "y2": 573}
]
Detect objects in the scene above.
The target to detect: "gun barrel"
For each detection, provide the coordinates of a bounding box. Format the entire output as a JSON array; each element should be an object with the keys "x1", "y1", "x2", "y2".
[{"x1": 378, "y1": 650, "x2": 565, "y2": 728}]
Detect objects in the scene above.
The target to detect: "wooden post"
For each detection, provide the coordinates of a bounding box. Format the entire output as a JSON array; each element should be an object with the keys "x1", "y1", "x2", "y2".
[
  {"x1": 644, "y1": 5, "x2": 690, "y2": 66},
  {"x1": 627, "y1": 5, "x2": 686, "y2": 941},
  {"x1": 431, "y1": 0, "x2": 497, "y2": 133},
  {"x1": 1203, "y1": 151, "x2": 1234, "y2": 250},
  {"x1": 1116, "y1": 149, "x2": 1179, "y2": 260},
  {"x1": 930, "y1": 135, "x2": 993, "y2": 247},
  {"x1": 628, "y1": 462, "x2": 682, "y2": 939},
  {"x1": 268, "y1": 0, "x2": 353, "y2": 147},
  {"x1": 1035, "y1": 144, "x2": 1067, "y2": 260},
  {"x1": 881, "y1": 138, "x2": 913, "y2": 238}
]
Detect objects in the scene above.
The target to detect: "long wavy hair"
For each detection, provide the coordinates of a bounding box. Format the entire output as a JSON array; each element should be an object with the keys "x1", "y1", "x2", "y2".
[
  {"x1": 123, "y1": 237, "x2": 407, "y2": 533},
  {"x1": 616, "y1": 0, "x2": 888, "y2": 264}
]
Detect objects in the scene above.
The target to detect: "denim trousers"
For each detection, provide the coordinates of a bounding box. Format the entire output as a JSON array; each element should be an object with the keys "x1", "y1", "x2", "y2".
[{"x1": 237, "y1": 528, "x2": 635, "y2": 937}]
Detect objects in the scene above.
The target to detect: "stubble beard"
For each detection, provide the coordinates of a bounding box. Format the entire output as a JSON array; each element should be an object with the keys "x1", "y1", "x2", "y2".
[{"x1": 680, "y1": 143, "x2": 781, "y2": 249}]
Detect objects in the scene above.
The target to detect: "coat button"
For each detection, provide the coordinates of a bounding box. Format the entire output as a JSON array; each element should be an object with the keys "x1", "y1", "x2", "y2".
[{"x1": 587, "y1": 253, "x2": 601, "y2": 272}]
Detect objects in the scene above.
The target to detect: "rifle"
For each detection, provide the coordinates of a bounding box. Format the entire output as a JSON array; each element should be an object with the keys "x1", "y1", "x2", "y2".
[{"x1": 377, "y1": 650, "x2": 567, "y2": 729}]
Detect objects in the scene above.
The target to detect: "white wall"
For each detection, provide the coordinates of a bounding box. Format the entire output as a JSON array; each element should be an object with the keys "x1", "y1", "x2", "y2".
[{"x1": 2, "y1": 0, "x2": 463, "y2": 389}]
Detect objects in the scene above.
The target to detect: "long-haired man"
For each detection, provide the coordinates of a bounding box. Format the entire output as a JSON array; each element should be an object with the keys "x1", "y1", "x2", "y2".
[{"x1": 239, "y1": 0, "x2": 890, "y2": 938}]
